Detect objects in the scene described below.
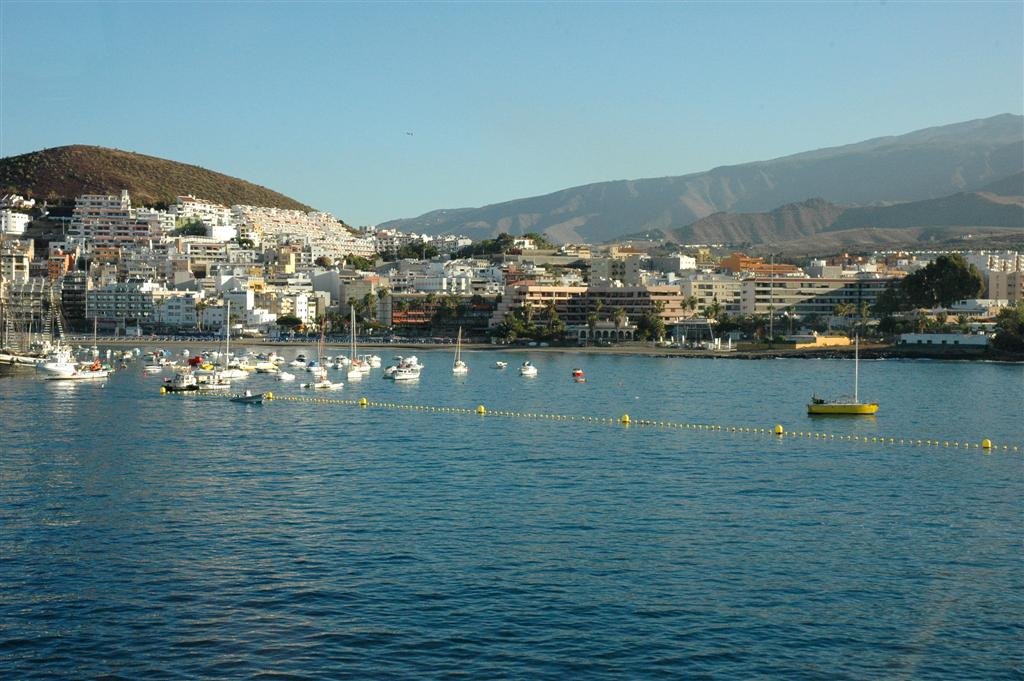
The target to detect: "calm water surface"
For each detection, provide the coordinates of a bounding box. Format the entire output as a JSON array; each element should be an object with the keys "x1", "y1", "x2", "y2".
[{"x1": 2, "y1": 348, "x2": 1022, "y2": 679}]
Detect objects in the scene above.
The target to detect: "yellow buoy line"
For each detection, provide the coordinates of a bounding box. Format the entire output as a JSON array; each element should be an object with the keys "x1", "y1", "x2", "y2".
[{"x1": 179, "y1": 392, "x2": 1021, "y2": 453}]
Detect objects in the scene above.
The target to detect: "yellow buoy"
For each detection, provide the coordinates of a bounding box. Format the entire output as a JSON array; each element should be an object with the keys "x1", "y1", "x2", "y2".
[
  {"x1": 265, "y1": 391, "x2": 274, "y2": 401},
  {"x1": 774, "y1": 424, "x2": 784, "y2": 436},
  {"x1": 359, "y1": 397, "x2": 368, "y2": 407},
  {"x1": 981, "y1": 438, "x2": 992, "y2": 450},
  {"x1": 476, "y1": 404, "x2": 487, "y2": 415},
  {"x1": 621, "y1": 414, "x2": 631, "y2": 425},
  {"x1": 159, "y1": 386, "x2": 166, "y2": 394}
]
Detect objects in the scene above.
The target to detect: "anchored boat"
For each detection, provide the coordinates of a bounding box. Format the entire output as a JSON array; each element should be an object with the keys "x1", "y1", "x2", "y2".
[{"x1": 807, "y1": 336, "x2": 878, "y2": 415}]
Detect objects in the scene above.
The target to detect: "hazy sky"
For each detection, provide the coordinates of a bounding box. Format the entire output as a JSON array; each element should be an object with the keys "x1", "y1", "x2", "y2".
[{"x1": 2, "y1": 1, "x2": 1022, "y2": 225}]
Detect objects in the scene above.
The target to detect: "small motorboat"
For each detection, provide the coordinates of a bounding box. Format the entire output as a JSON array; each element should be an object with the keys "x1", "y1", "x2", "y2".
[
  {"x1": 572, "y1": 368, "x2": 586, "y2": 382},
  {"x1": 301, "y1": 379, "x2": 343, "y2": 390},
  {"x1": 162, "y1": 370, "x2": 199, "y2": 393},
  {"x1": 519, "y1": 361, "x2": 537, "y2": 377},
  {"x1": 276, "y1": 371, "x2": 296, "y2": 382},
  {"x1": 494, "y1": 361, "x2": 508, "y2": 369},
  {"x1": 230, "y1": 390, "x2": 266, "y2": 404}
]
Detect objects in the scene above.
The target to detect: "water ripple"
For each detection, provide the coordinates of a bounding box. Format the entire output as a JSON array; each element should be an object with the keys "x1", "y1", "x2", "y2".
[{"x1": 1, "y1": 353, "x2": 1021, "y2": 678}]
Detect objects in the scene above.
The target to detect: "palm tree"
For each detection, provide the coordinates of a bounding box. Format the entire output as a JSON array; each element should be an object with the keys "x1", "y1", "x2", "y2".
[
  {"x1": 707, "y1": 299, "x2": 722, "y2": 321},
  {"x1": 195, "y1": 299, "x2": 209, "y2": 332},
  {"x1": 544, "y1": 301, "x2": 559, "y2": 334},
  {"x1": 362, "y1": 292, "x2": 378, "y2": 321},
  {"x1": 833, "y1": 302, "x2": 854, "y2": 320},
  {"x1": 612, "y1": 307, "x2": 626, "y2": 329}
]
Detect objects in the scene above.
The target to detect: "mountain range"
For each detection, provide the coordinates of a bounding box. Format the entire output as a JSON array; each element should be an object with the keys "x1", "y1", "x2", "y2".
[
  {"x1": 0, "y1": 145, "x2": 312, "y2": 212},
  {"x1": 635, "y1": 172, "x2": 1024, "y2": 254},
  {"x1": 380, "y1": 114, "x2": 1024, "y2": 247},
  {"x1": 2, "y1": 114, "x2": 1022, "y2": 253}
]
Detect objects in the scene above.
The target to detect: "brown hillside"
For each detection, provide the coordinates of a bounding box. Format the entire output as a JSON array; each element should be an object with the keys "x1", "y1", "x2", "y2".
[
  {"x1": 0, "y1": 145, "x2": 315, "y2": 211},
  {"x1": 675, "y1": 198, "x2": 846, "y2": 244}
]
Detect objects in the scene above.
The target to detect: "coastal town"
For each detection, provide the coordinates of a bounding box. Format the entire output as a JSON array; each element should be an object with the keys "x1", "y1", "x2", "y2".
[{"x1": 1, "y1": 190, "x2": 1022, "y2": 356}]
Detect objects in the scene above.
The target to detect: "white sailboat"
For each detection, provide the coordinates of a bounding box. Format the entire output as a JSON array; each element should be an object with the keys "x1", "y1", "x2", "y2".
[
  {"x1": 302, "y1": 322, "x2": 343, "y2": 390},
  {"x1": 346, "y1": 306, "x2": 364, "y2": 381},
  {"x1": 452, "y1": 327, "x2": 468, "y2": 375},
  {"x1": 217, "y1": 301, "x2": 248, "y2": 380}
]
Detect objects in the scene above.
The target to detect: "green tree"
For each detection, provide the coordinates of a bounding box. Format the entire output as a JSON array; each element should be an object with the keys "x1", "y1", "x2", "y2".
[
  {"x1": 314, "y1": 255, "x2": 334, "y2": 268},
  {"x1": 833, "y1": 302, "x2": 855, "y2": 320},
  {"x1": 992, "y1": 302, "x2": 1024, "y2": 352},
  {"x1": 521, "y1": 232, "x2": 554, "y2": 250},
  {"x1": 276, "y1": 314, "x2": 302, "y2": 330},
  {"x1": 636, "y1": 313, "x2": 665, "y2": 341},
  {"x1": 612, "y1": 307, "x2": 627, "y2": 329},
  {"x1": 393, "y1": 242, "x2": 439, "y2": 261},
  {"x1": 900, "y1": 254, "x2": 984, "y2": 308},
  {"x1": 873, "y1": 283, "x2": 906, "y2": 316},
  {"x1": 347, "y1": 255, "x2": 376, "y2": 270},
  {"x1": 586, "y1": 312, "x2": 598, "y2": 341},
  {"x1": 172, "y1": 219, "x2": 207, "y2": 237}
]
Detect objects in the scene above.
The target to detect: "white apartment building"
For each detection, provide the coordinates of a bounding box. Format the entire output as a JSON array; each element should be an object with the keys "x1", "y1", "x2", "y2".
[
  {"x1": 988, "y1": 270, "x2": 1023, "y2": 302},
  {"x1": 153, "y1": 291, "x2": 203, "y2": 329},
  {"x1": 135, "y1": 207, "x2": 176, "y2": 234},
  {"x1": 739, "y1": 276, "x2": 899, "y2": 316},
  {"x1": 277, "y1": 292, "x2": 314, "y2": 324},
  {"x1": 1, "y1": 246, "x2": 31, "y2": 285},
  {"x1": 224, "y1": 288, "x2": 255, "y2": 312},
  {"x1": 681, "y1": 274, "x2": 744, "y2": 315},
  {"x1": 375, "y1": 230, "x2": 421, "y2": 256},
  {"x1": 650, "y1": 254, "x2": 698, "y2": 274},
  {"x1": 965, "y1": 250, "x2": 1023, "y2": 274},
  {"x1": 590, "y1": 255, "x2": 644, "y2": 285},
  {"x1": 68, "y1": 190, "x2": 168, "y2": 246},
  {"x1": 171, "y1": 195, "x2": 235, "y2": 228},
  {"x1": 432, "y1": 234, "x2": 473, "y2": 254},
  {"x1": 512, "y1": 237, "x2": 537, "y2": 251},
  {"x1": 0, "y1": 209, "x2": 30, "y2": 236},
  {"x1": 233, "y1": 206, "x2": 376, "y2": 259},
  {"x1": 86, "y1": 280, "x2": 173, "y2": 326}
]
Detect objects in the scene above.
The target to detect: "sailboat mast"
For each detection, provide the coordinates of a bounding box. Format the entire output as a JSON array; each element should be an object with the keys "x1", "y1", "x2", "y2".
[
  {"x1": 225, "y1": 299, "x2": 230, "y2": 359},
  {"x1": 854, "y1": 334, "x2": 859, "y2": 403},
  {"x1": 350, "y1": 305, "x2": 356, "y2": 361}
]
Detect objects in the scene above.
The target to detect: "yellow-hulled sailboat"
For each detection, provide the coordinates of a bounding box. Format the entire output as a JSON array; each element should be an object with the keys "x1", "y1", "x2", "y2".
[{"x1": 807, "y1": 335, "x2": 878, "y2": 415}]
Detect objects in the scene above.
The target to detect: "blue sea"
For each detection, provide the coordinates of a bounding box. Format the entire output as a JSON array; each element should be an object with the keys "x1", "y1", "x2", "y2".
[{"x1": 2, "y1": 348, "x2": 1022, "y2": 679}]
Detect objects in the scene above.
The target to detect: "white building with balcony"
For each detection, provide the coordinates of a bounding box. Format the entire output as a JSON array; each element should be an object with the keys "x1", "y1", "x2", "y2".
[{"x1": 0, "y1": 209, "x2": 30, "y2": 236}]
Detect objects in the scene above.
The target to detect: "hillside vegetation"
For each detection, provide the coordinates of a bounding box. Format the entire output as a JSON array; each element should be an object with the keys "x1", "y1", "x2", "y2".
[{"x1": 0, "y1": 145, "x2": 314, "y2": 211}]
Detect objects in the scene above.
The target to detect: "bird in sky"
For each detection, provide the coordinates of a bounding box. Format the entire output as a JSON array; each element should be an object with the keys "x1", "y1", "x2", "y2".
[{"x1": 405, "y1": 132, "x2": 414, "y2": 136}]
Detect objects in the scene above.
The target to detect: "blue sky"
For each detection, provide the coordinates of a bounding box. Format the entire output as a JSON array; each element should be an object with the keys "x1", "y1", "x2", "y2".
[{"x1": 2, "y1": 1, "x2": 1022, "y2": 226}]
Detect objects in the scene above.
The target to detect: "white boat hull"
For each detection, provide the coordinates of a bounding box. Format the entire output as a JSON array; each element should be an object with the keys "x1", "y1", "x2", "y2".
[{"x1": 46, "y1": 370, "x2": 109, "y2": 381}]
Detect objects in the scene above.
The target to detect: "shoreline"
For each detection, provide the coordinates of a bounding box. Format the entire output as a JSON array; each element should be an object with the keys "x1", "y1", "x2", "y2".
[{"x1": 63, "y1": 336, "x2": 1024, "y2": 362}]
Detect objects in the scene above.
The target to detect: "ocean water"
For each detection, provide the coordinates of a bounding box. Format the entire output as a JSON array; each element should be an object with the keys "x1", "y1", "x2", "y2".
[{"x1": 2, "y1": 348, "x2": 1022, "y2": 679}]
